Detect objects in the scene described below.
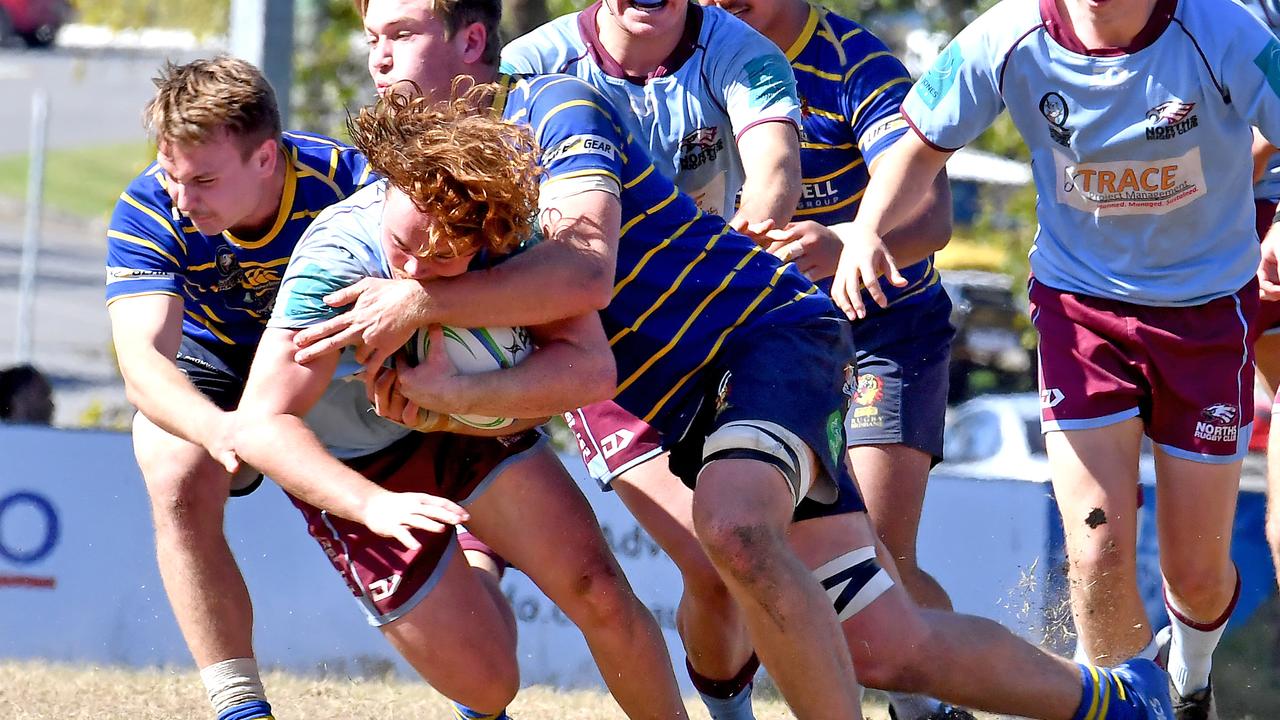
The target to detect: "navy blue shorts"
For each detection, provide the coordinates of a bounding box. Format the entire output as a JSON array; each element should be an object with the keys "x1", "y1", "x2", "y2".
[
  {"x1": 847, "y1": 291, "x2": 954, "y2": 463},
  {"x1": 666, "y1": 314, "x2": 866, "y2": 522},
  {"x1": 175, "y1": 334, "x2": 262, "y2": 496}
]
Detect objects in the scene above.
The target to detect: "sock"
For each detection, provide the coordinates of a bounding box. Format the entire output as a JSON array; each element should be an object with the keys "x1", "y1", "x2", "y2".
[
  {"x1": 1133, "y1": 631, "x2": 1160, "y2": 662},
  {"x1": 887, "y1": 692, "x2": 946, "y2": 719},
  {"x1": 1072, "y1": 664, "x2": 1140, "y2": 720},
  {"x1": 687, "y1": 654, "x2": 760, "y2": 720},
  {"x1": 450, "y1": 702, "x2": 509, "y2": 720},
  {"x1": 1164, "y1": 570, "x2": 1239, "y2": 697},
  {"x1": 200, "y1": 658, "x2": 271, "y2": 719}
]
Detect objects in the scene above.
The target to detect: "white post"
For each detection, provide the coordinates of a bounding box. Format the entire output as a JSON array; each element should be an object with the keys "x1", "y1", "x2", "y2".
[
  {"x1": 230, "y1": 0, "x2": 295, "y2": 127},
  {"x1": 15, "y1": 89, "x2": 48, "y2": 365}
]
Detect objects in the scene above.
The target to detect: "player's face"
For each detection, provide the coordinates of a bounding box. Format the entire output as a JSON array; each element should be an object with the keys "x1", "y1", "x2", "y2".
[
  {"x1": 364, "y1": 0, "x2": 469, "y2": 99},
  {"x1": 599, "y1": 0, "x2": 687, "y2": 40},
  {"x1": 381, "y1": 188, "x2": 478, "y2": 280},
  {"x1": 157, "y1": 130, "x2": 275, "y2": 236}
]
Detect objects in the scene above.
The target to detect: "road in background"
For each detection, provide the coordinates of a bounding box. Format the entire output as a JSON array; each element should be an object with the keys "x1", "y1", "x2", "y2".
[{"x1": 0, "y1": 45, "x2": 205, "y2": 425}]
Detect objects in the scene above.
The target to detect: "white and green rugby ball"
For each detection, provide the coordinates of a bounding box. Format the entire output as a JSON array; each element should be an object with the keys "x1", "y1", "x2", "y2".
[{"x1": 406, "y1": 325, "x2": 533, "y2": 429}]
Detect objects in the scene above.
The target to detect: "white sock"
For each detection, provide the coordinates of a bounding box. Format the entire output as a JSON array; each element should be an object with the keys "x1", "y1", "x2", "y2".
[
  {"x1": 888, "y1": 692, "x2": 945, "y2": 719},
  {"x1": 199, "y1": 657, "x2": 268, "y2": 715},
  {"x1": 697, "y1": 683, "x2": 755, "y2": 720},
  {"x1": 1164, "y1": 574, "x2": 1238, "y2": 697}
]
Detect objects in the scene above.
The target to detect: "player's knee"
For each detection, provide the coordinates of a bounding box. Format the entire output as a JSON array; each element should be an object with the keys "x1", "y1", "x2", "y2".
[
  {"x1": 693, "y1": 511, "x2": 786, "y2": 589},
  {"x1": 139, "y1": 458, "x2": 228, "y2": 535},
  {"x1": 557, "y1": 553, "x2": 636, "y2": 629},
  {"x1": 1163, "y1": 557, "x2": 1233, "y2": 609}
]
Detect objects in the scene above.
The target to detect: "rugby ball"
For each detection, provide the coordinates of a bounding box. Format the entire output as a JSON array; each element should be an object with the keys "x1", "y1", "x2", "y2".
[{"x1": 405, "y1": 325, "x2": 533, "y2": 430}]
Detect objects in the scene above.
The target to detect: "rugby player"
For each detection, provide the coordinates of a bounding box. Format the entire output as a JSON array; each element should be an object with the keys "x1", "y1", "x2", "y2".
[
  {"x1": 711, "y1": 1, "x2": 962, "y2": 717},
  {"x1": 500, "y1": 0, "x2": 805, "y2": 712},
  {"x1": 290, "y1": 2, "x2": 1174, "y2": 718},
  {"x1": 500, "y1": 0, "x2": 802, "y2": 225},
  {"x1": 229, "y1": 95, "x2": 689, "y2": 720},
  {"x1": 105, "y1": 57, "x2": 373, "y2": 720},
  {"x1": 832, "y1": 0, "x2": 1280, "y2": 717}
]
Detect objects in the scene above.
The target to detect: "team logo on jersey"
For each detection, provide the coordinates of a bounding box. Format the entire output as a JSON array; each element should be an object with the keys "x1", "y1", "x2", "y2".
[
  {"x1": 1194, "y1": 403, "x2": 1239, "y2": 443},
  {"x1": 679, "y1": 127, "x2": 727, "y2": 172},
  {"x1": 1055, "y1": 146, "x2": 1206, "y2": 216},
  {"x1": 1039, "y1": 92, "x2": 1073, "y2": 148},
  {"x1": 915, "y1": 42, "x2": 962, "y2": 110},
  {"x1": 1145, "y1": 101, "x2": 1199, "y2": 141},
  {"x1": 211, "y1": 246, "x2": 281, "y2": 313},
  {"x1": 1040, "y1": 387, "x2": 1065, "y2": 409}
]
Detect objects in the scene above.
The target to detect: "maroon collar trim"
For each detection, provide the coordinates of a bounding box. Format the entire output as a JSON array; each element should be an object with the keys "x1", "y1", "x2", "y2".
[
  {"x1": 578, "y1": 1, "x2": 704, "y2": 84},
  {"x1": 1039, "y1": 0, "x2": 1176, "y2": 57}
]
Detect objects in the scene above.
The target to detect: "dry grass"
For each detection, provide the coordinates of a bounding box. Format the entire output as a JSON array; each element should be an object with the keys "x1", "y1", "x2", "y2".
[{"x1": 0, "y1": 660, "x2": 816, "y2": 720}]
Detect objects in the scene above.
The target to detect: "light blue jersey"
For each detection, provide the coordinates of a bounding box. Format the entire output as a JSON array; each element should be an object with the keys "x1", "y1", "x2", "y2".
[
  {"x1": 500, "y1": 1, "x2": 801, "y2": 218},
  {"x1": 1244, "y1": 0, "x2": 1280, "y2": 202},
  {"x1": 904, "y1": 0, "x2": 1280, "y2": 306},
  {"x1": 267, "y1": 181, "x2": 412, "y2": 459}
]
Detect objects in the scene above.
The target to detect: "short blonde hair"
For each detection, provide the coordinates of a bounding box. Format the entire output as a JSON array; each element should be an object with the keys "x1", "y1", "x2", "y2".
[
  {"x1": 355, "y1": 0, "x2": 503, "y2": 65},
  {"x1": 144, "y1": 56, "x2": 281, "y2": 156},
  {"x1": 348, "y1": 87, "x2": 541, "y2": 259}
]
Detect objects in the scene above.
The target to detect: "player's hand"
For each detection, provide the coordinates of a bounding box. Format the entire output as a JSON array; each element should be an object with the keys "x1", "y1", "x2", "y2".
[
  {"x1": 727, "y1": 216, "x2": 777, "y2": 248},
  {"x1": 359, "y1": 490, "x2": 469, "y2": 549},
  {"x1": 201, "y1": 410, "x2": 242, "y2": 475},
  {"x1": 766, "y1": 221, "x2": 842, "y2": 282},
  {"x1": 292, "y1": 277, "x2": 428, "y2": 368},
  {"x1": 393, "y1": 325, "x2": 468, "y2": 415},
  {"x1": 368, "y1": 363, "x2": 451, "y2": 432},
  {"x1": 831, "y1": 225, "x2": 906, "y2": 320},
  {"x1": 1260, "y1": 223, "x2": 1280, "y2": 301}
]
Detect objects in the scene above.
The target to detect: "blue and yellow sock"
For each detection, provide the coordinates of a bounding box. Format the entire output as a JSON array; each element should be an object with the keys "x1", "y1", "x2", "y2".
[
  {"x1": 218, "y1": 700, "x2": 274, "y2": 720},
  {"x1": 1073, "y1": 665, "x2": 1143, "y2": 720},
  {"x1": 450, "y1": 702, "x2": 510, "y2": 720}
]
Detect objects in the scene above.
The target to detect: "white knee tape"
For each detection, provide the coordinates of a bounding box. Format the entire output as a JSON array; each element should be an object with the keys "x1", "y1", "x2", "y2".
[
  {"x1": 812, "y1": 546, "x2": 894, "y2": 622},
  {"x1": 702, "y1": 420, "x2": 815, "y2": 506}
]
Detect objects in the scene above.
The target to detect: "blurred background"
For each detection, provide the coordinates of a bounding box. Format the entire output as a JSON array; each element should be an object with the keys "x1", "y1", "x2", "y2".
[{"x1": 0, "y1": 1, "x2": 1277, "y2": 716}]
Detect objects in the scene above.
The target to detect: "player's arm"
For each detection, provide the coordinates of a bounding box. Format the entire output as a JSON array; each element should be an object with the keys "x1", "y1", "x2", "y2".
[
  {"x1": 831, "y1": 131, "x2": 953, "y2": 317},
  {"x1": 291, "y1": 190, "x2": 620, "y2": 367},
  {"x1": 731, "y1": 120, "x2": 802, "y2": 232},
  {"x1": 108, "y1": 294, "x2": 236, "y2": 471},
  {"x1": 392, "y1": 311, "x2": 615, "y2": 420},
  {"x1": 232, "y1": 329, "x2": 467, "y2": 546},
  {"x1": 1254, "y1": 127, "x2": 1277, "y2": 184}
]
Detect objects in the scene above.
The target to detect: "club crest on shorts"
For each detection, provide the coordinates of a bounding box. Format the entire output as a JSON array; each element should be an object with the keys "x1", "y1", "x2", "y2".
[
  {"x1": 848, "y1": 373, "x2": 885, "y2": 428},
  {"x1": 714, "y1": 371, "x2": 733, "y2": 416},
  {"x1": 1194, "y1": 403, "x2": 1239, "y2": 443}
]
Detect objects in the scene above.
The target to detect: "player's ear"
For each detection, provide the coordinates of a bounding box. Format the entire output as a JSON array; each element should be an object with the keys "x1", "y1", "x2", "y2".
[
  {"x1": 249, "y1": 136, "x2": 277, "y2": 174},
  {"x1": 456, "y1": 20, "x2": 488, "y2": 65}
]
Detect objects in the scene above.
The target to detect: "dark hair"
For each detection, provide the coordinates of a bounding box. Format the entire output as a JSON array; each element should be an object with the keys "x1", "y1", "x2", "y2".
[{"x1": 0, "y1": 364, "x2": 53, "y2": 424}]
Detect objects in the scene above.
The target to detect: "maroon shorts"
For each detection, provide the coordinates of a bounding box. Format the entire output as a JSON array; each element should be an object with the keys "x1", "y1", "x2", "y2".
[
  {"x1": 1030, "y1": 279, "x2": 1256, "y2": 464},
  {"x1": 565, "y1": 401, "x2": 665, "y2": 488},
  {"x1": 290, "y1": 430, "x2": 544, "y2": 626},
  {"x1": 1254, "y1": 199, "x2": 1280, "y2": 337}
]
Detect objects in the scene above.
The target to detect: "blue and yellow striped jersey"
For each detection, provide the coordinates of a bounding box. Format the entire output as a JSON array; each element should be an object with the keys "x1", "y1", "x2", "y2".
[
  {"x1": 786, "y1": 5, "x2": 941, "y2": 313},
  {"x1": 498, "y1": 73, "x2": 836, "y2": 435},
  {"x1": 104, "y1": 131, "x2": 373, "y2": 346}
]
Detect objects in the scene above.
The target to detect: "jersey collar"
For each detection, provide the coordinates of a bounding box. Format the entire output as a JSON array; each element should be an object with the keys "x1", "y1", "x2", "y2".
[
  {"x1": 578, "y1": 0, "x2": 704, "y2": 84},
  {"x1": 783, "y1": 4, "x2": 820, "y2": 62},
  {"x1": 1040, "y1": 0, "x2": 1177, "y2": 57}
]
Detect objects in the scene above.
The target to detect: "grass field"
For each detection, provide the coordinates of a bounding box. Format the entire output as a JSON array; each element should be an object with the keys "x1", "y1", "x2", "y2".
[
  {"x1": 0, "y1": 660, "x2": 815, "y2": 720},
  {"x1": 0, "y1": 142, "x2": 154, "y2": 220}
]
